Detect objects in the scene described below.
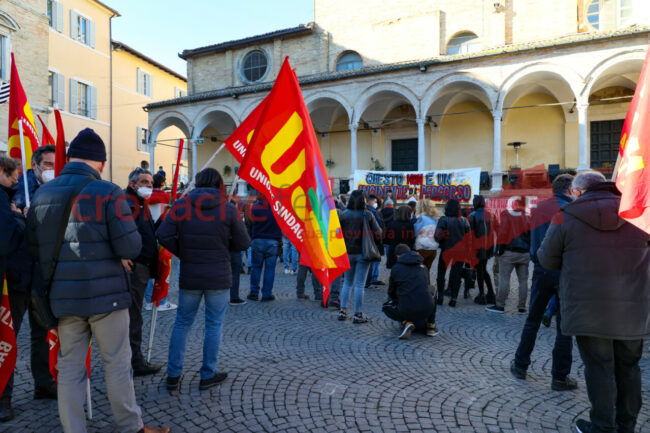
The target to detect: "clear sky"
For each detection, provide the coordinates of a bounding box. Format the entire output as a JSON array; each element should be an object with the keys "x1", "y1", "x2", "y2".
[{"x1": 109, "y1": 0, "x2": 315, "y2": 76}]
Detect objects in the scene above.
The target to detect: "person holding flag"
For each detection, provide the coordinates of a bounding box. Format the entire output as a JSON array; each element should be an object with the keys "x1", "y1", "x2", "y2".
[
  {"x1": 157, "y1": 168, "x2": 250, "y2": 391},
  {"x1": 13, "y1": 145, "x2": 56, "y2": 210},
  {"x1": 0, "y1": 156, "x2": 24, "y2": 422},
  {"x1": 26, "y1": 129, "x2": 170, "y2": 433}
]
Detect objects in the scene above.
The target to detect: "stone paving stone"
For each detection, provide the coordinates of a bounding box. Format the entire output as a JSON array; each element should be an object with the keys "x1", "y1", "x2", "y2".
[{"x1": 4, "y1": 258, "x2": 650, "y2": 432}]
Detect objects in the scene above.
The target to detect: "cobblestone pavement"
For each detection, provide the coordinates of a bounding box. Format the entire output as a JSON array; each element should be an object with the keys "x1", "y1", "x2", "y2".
[{"x1": 5, "y1": 258, "x2": 650, "y2": 432}]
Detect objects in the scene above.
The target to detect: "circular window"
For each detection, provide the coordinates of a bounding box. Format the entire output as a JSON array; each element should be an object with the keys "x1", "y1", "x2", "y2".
[{"x1": 242, "y1": 50, "x2": 268, "y2": 83}]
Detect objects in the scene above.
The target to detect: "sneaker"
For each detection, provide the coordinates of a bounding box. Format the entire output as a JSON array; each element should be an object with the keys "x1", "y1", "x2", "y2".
[
  {"x1": 166, "y1": 375, "x2": 181, "y2": 391},
  {"x1": 297, "y1": 294, "x2": 310, "y2": 300},
  {"x1": 353, "y1": 313, "x2": 369, "y2": 324},
  {"x1": 199, "y1": 372, "x2": 228, "y2": 390},
  {"x1": 289, "y1": 270, "x2": 297, "y2": 276},
  {"x1": 486, "y1": 305, "x2": 505, "y2": 313},
  {"x1": 261, "y1": 295, "x2": 276, "y2": 302},
  {"x1": 485, "y1": 293, "x2": 496, "y2": 304},
  {"x1": 399, "y1": 322, "x2": 415, "y2": 340},
  {"x1": 284, "y1": 269, "x2": 290, "y2": 274},
  {"x1": 141, "y1": 426, "x2": 171, "y2": 433},
  {"x1": 158, "y1": 302, "x2": 178, "y2": 312},
  {"x1": 229, "y1": 298, "x2": 246, "y2": 306},
  {"x1": 541, "y1": 313, "x2": 552, "y2": 328},
  {"x1": 247, "y1": 294, "x2": 259, "y2": 301},
  {"x1": 328, "y1": 299, "x2": 341, "y2": 309},
  {"x1": 575, "y1": 419, "x2": 591, "y2": 433},
  {"x1": 448, "y1": 299, "x2": 457, "y2": 307},
  {"x1": 510, "y1": 360, "x2": 526, "y2": 380},
  {"x1": 337, "y1": 310, "x2": 348, "y2": 321},
  {"x1": 518, "y1": 308, "x2": 527, "y2": 314},
  {"x1": 144, "y1": 302, "x2": 153, "y2": 311},
  {"x1": 552, "y1": 376, "x2": 578, "y2": 391},
  {"x1": 426, "y1": 324, "x2": 439, "y2": 337}
]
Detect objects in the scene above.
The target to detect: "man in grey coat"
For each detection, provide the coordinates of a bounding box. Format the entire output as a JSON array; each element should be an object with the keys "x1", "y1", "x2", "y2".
[
  {"x1": 27, "y1": 129, "x2": 169, "y2": 433},
  {"x1": 537, "y1": 171, "x2": 650, "y2": 433}
]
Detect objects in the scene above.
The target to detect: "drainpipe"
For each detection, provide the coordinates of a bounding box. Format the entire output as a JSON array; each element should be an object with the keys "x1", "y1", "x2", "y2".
[{"x1": 109, "y1": 12, "x2": 117, "y2": 181}]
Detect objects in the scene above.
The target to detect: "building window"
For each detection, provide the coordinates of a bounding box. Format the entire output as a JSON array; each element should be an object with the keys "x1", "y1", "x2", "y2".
[
  {"x1": 0, "y1": 35, "x2": 7, "y2": 80},
  {"x1": 137, "y1": 68, "x2": 153, "y2": 97},
  {"x1": 587, "y1": 0, "x2": 600, "y2": 29},
  {"x1": 137, "y1": 126, "x2": 149, "y2": 152},
  {"x1": 76, "y1": 15, "x2": 88, "y2": 42},
  {"x1": 336, "y1": 51, "x2": 363, "y2": 72},
  {"x1": 70, "y1": 10, "x2": 95, "y2": 47},
  {"x1": 48, "y1": 71, "x2": 54, "y2": 106},
  {"x1": 242, "y1": 50, "x2": 268, "y2": 83},
  {"x1": 47, "y1": 0, "x2": 53, "y2": 27},
  {"x1": 49, "y1": 71, "x2": 64, "y2": 108},
  {"x1": 174, "y1": 87, "x2": 186, "y2": 98},
  {"x1": 591, "y1": 119, "x2": 623, "y2": 169},
  {"x1": 77, "y1": 82, "x2": 88, "y2": 116},
  {"x1": 446, "y1": 32, "x2": 481, "y2": 55},
  {"x1": 619, "y1": 0, "x2": 634, "y2": 26}
]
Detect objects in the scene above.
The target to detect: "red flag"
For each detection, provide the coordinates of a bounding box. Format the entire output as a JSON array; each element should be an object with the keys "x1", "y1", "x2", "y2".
[
  {"x1": 617, "y1": 43, "x2": 650, "y2": 234},
  {"x1": 8, "y1": 53, "x2": 40, "y2": 172},
  {"x1": 151, "y1": 246, "x2": 172, "y2": 307},
  {"x1": 85, "y1": 342, "x2": 91, "y2": 379},
  {"x1": 54, "y1": 109, "x2": 66, "y2": 177},
  {"x1": 37, "y1": 115, "x2": 55, "y2": 146},
  {"x1": 47, "y1": 329, "x2": 91, "y2": 383},
  {"x1": 236, "y1": 58, "x2": 349, "y2": 305},
  {"x1": 223, "y1": 95, "x2": 269, "y2": 163},
  {"x1": 170, "y1": 139, "x2": 184, "y2": 203},
  {"x1": 0, "y1": 278, "x2": 17, "y2": 395}
]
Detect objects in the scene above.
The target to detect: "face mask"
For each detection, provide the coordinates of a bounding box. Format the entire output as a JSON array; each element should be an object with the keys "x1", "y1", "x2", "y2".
[
  {"x1": 137, "y1": 187, "x2": 153, "y2": 199},
  {"x1": 41, "y1": 169, "x2": 55, "y2": 183},
  {"x1": 372, "y1": 202, "x2": 378, "y2": 209}
]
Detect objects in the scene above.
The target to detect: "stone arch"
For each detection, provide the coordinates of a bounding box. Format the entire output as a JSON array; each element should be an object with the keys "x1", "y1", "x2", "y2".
[
  {"x1": 352, "y1": 82, "x2": 420, "y2": 125},
  {"x1": 305, "y1": 90, "x2": 353, "y2": 120},
  {"x1": 149, "y1": 110, "x2": 191, "y2": 144},
  {"x1": 192, "y1": 104, "x2": 241, "y2": 140},
  {"x1": 581, "y1": 50, "x2": 646, "y2": 97},
  {"x1": 421, "y1": 72, "x2": 497, "y2": 116}
]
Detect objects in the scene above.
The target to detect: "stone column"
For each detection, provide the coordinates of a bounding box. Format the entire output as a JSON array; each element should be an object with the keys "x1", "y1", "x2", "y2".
[
  {"x1": 417, "y1": 118, "x2": 426, "y2": 171},
  {"x1": 349, "y1": 122, "x2": 358, "y2": 175},
  {"x1": 577, "y1": 101, "x2": 589, "y2": 171},
  {"x1": 491, "y1": 108, "x2": 503, "y2": 191},
  {"x1": 148, "y1": 135, "x2": 155, "y2": 172},
  {"x1": 191, "y1": 139, "x2": 198, "y2": 178},
  {"x1": 237, "y1": 177, "x2": 248, "y2": 197}
]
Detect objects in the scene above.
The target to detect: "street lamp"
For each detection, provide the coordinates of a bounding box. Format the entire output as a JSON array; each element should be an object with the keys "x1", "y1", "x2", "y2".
[{"x1": 507, "y1": 141, "x2": 526, "y2": 168}]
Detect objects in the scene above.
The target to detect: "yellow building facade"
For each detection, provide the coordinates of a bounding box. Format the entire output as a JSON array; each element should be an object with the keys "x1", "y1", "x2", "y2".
[
  {"x1": 147, "y1": 0, "x2": 650, "y2": 194},
  {"x1": 111, "y1": 41, "x2": 187, "y2": 185}
]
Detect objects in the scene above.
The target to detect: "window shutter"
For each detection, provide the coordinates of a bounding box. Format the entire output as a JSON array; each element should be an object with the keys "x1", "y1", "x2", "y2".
[
  {"x1": 69, "y1": 78, "x2": 78, "y2": 114},
  {"x1": 54, "y1": 1, "x2": 64, "y2": 32},
  {"x1": 89, "y1": 85, "x2": 97, "y2": 119},
  {"x1": 88, "y1": 20, "x2": 96, "y2": 48},
  {"x1": 52, "y1": 72, "x2": 65, "y2": 108},
  {"x1": 136, "y1": 126, "x2": 143, "y2": 151},
  {"x1": 136, "y1": 68, "x2": 142, "y2": 94},
  {"x1": 69, "y1": 10, "x2": 78, "y2": 39},
  {"x1": 148, "y1": 74, "x2": 153, "y2": 98}
]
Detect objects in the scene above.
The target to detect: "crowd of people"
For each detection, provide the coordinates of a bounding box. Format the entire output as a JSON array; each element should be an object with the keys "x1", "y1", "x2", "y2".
[{"x1": 0, "y1": 127, "x2": 648, "y2": 433}]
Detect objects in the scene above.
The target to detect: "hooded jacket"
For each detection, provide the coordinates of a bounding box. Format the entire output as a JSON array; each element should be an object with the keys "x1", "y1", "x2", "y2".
[
  {"x1": 0, "y1": 185, "x2": 24, "y2": 281},
  {"x1": 538, "y1": 182, "x2": 650, "y2": 340},
  {"x1": 387, "y1": 251, "x2": 435, "y2": 320},
  {"x1": 434, "y1": 200, "x2": 470, "y2": 252},
  {"x1": 156, "y1": 187, "x2": 251, "y2": 291},
  {"x1": 26, "y1": 162, "x2": 141, "y2": 318}
]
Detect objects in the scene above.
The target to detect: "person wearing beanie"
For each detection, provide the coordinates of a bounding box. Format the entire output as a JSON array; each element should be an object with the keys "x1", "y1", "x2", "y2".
[
  {"x1": 382, "y1": 244, "x2": 438, "y2": 339},
  {"x1": 27, "y1": 128, "x2": 170, "y2": 433}
]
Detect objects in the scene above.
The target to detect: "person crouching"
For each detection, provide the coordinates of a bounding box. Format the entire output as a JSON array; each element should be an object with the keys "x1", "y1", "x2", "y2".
[{"x1": 382, "y1": 244, "x2": 438, "y2": 339}]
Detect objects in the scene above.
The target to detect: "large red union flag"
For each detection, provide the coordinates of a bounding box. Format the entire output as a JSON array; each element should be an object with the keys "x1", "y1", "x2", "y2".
[
  {"x1": 224, "y1": 95, "x2": 269, "y2": 163},
  {"x1": 236, "y1": 58, "x2": 349, "y2": 305},
  {"x1": 617, "y1": 44, "x2": 650, "y2": 234},
  {"x1": 8, "y1": 53, "x2": 40, "y2": 171},
  {"x1": 0, "y1": 278, "x2": 17, "y2": 395}
]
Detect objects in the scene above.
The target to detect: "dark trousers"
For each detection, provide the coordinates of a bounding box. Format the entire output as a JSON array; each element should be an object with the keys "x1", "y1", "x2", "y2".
[
  {"x1": 576, "y1": 336, "x2": 642, "y2": 433},
  {"x1": 229, "y1": 250, "x2": 242, "y2": 301},
  {"x1": 436, "y1": 254, "x2": 463, "y2": 300},
  {"x1": 2, "y1": 289, "x2": 54, "y2": 399},
  {"x1": 476, "y1": 258, "x2": 494, "y2": 297},
  {"x1": 514, "y1": 265, "x2": 572, "y2": 380},
  {"x1": 382, "y1": 303, "x2": 436, "y2": 325},
  {"x1": 128, "y1": 262, "x2": 150, "y2": 367},
  {"x1": 296, "y1": 264, "x2": 322, "y2": 299}
]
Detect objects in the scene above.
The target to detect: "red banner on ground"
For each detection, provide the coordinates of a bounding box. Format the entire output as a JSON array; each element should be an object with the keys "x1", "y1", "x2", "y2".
[{"x1": 0, "y1": 278, "x2": 17, "y2": 395}]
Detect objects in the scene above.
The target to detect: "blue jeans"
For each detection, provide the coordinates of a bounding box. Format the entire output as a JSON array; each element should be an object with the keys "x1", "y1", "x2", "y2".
[
  {"x1": 144, "y1": 279, "x2": 168, "y2": 306},
  {"x1": 282, "y1": 237, "x2": 299, "y2": 272},
  {"x1": 371, "y1": 261, "x2": 380, "y2": 282},
  {"x1": 514, "y1": 264, "x2": 572, "y2": 380},
  {"x1": 167, "y1": 289, "x2": 229, "y2": 380},
  {"x1": 250, "y1": 238, "x2": 279, "y2": 298},
  {"x1": 247, "y1": 246, "x2": 252, "y2": 267},
  {"x1": 340, "y1": 253, "x2": 371, "y2": 314}
]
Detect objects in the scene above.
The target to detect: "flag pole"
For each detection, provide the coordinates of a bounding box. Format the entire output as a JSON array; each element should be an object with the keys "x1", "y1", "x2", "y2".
[
  {"x1": 183, "y1": 142, "x2": 226, "y2": 195},
  {"x1": 228, "y1": 175, "x2": 239, "y2": 196},
  {"x1": 17, "y1": 121, "x2": 30, "y2": 208},
  {"x1": 146, "y1": 306, "x2": 158, "y2": 363},
  {"x1": 86, "y1": 378, "x2": 92, "y2": 419}
]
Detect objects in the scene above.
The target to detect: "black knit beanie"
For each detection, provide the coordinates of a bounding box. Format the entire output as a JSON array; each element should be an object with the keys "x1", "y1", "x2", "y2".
[{"x1": 67, "y1": 128, "x2": 107, "y2": 162}]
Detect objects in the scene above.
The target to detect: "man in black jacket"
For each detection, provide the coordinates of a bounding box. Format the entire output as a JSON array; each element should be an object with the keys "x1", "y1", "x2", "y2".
[
  {"x1": 538, "y1": 172, "x2": 650, "y2": 433},
  {"x1": 13, "y1": 145, "x2": 55, "y2": 209},
  {"x1": 382, "y1": 244, "x2": 438, "y2": 339},
  {"x1": 124, "y1": 167, "x2": 161, "y2": 376},
  {"x1": 26, "y1": 129, "x2": 169, "y2": 433},
  {"x1": 510, "y1": 174, "x2": 577, "y2": 392},
  {"x1": 0, "y1": 156, "x2": 26, "y2": 422},
  {"x1": 434, "y1": 199, "x2": 470, "y2": 307}
]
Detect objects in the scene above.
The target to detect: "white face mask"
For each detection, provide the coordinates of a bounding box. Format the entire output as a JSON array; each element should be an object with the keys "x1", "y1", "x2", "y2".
[
  {"x1": 372, "y1": 202, "x2": 378, "y2": 209},
  {"x1": 137, "y1": 186, "x2": 153, "y2": 199},
  {"x1": 41, "y1": 169, "x2": 55, "y2": 183}
]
